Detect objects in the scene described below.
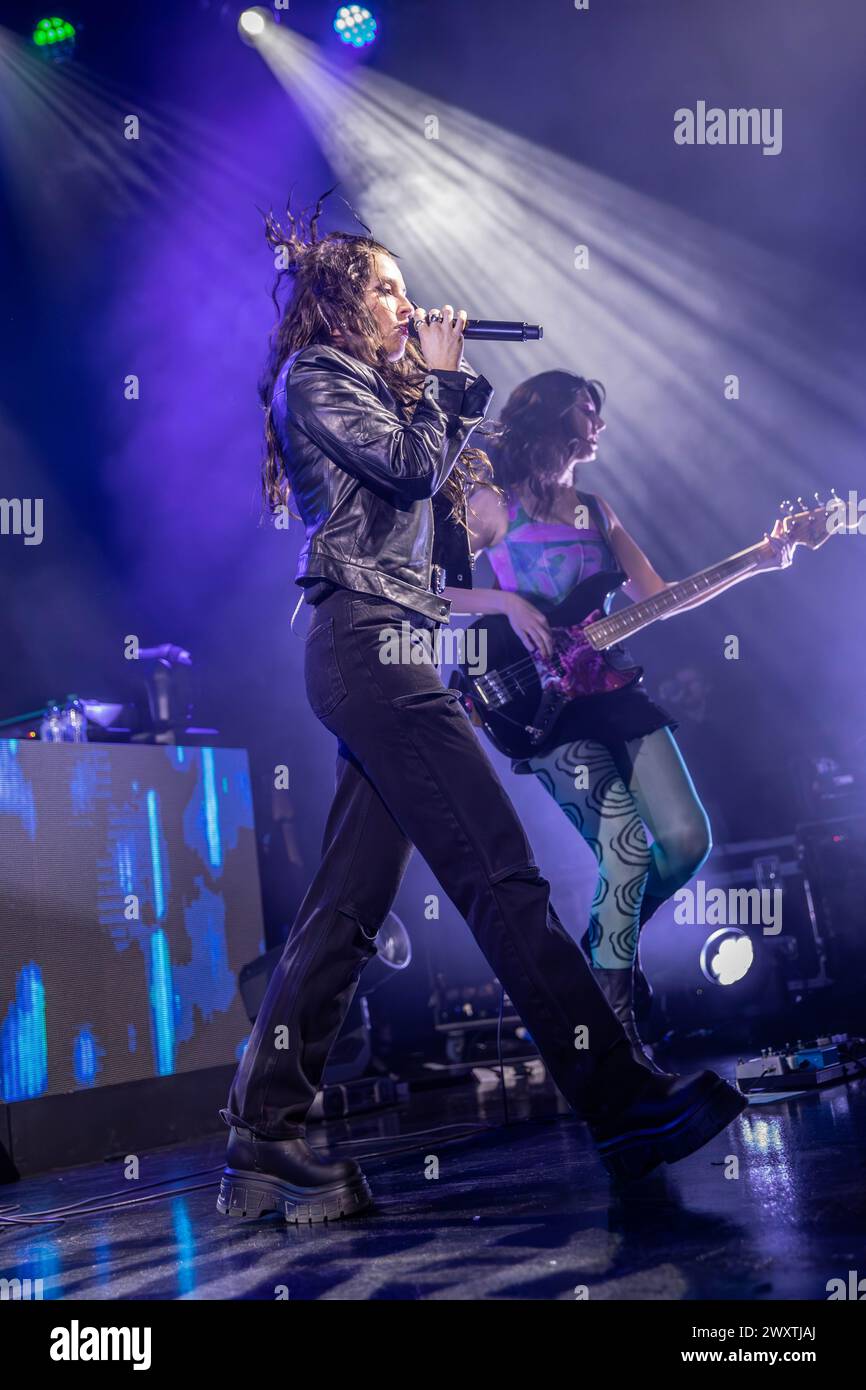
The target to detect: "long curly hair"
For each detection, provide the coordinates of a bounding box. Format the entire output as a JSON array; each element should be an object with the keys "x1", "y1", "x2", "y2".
[
  {"x1": 489, "y1": 370, "x2": 605, "y2": 518},
  {"x1": 258, "y1": 191, "x2": 494, "y2": 516}
]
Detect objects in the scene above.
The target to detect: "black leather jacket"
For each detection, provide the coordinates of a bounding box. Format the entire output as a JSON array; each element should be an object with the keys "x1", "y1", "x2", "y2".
[{"x1": 271, "y1": 344, "x2": 494, "y2": 623}]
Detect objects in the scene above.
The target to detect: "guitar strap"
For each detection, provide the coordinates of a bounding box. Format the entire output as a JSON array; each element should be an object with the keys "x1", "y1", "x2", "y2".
[
  {"x1": 574, "y1": 488, "x2": 627, "y2": 592},
  {"x1": 575, "y1": 486, "x2": 608, "y2": 539}
]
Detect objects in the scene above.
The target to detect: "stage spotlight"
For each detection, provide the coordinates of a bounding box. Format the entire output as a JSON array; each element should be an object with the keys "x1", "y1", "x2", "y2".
[
  {"x1": 374, "y1": 911, "x2": 412, "y2": 973},
  {"x1": 238, "y1": 7, "x2": 272, "y2": 45},
  {"x1": 333, "y1": 5, "x2": 378, "y2": 48},
  {"x1": 32, "y1": 16, "x2": 76, "y2": 63},
  {"x1": 700, "y1": 928, "x2": 754, "y2": 987}
]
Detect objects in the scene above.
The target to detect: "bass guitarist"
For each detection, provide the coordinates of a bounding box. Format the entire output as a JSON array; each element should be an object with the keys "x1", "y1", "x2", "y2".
[{"x1": 444, "y1": 369, "x2": 796, "y2": 1070}]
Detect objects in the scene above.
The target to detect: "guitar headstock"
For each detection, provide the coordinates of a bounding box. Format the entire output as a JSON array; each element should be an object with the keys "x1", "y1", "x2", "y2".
[{"x1": 777, "y1": 490, "x2": 853, "y2": 551}]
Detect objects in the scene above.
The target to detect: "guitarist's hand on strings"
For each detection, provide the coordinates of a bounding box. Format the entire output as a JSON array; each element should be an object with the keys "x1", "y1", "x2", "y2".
[
  {"x1": 502, "y1": 592, "x2": 554, "y2": 661},
  {"x1": 761, "y1": 518, "x2": 797, "y2": 570}
]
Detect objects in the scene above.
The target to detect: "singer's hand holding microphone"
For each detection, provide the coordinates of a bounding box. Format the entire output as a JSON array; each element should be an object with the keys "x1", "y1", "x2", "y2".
[
  {"x1": 409, "y1": 305, "x2": 543, "y2": 363},
  {"x1": 411, "y1": 304, "x2": 468, "y2": 372}
]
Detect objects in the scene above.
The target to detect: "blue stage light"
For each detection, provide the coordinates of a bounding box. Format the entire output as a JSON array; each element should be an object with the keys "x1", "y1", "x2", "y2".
[{"x1": 333, "y1": 5, "x2": 378, "y2": 48}]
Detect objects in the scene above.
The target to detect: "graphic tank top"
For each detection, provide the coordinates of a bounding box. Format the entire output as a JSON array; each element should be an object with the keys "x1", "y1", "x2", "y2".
[{"x1": 485, "y1": 489, "x2": 676, "y2": 767}]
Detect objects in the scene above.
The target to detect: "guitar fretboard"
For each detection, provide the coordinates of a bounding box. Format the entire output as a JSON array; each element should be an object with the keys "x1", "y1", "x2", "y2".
[{"x1": 585, "y1": 542, "x2": 768, "y2": 650}]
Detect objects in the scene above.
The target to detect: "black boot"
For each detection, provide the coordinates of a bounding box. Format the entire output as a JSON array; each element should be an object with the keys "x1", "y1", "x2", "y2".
[
  {"x1": 588, "y1": 1066, "x2": 747, "y2": 1182},
  {"x1": 590, "y1": 965, "x2": 672, "y2": 1076},
  {"x1": 216, "y1": 1113, "x2": 372, "y2": 1224},
  {"x1": 580, "y1": 925, "x2": 654, "y2": 1023}
]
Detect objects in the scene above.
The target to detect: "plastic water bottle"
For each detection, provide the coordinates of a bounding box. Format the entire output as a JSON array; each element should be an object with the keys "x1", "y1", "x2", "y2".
[
  {"x1": 39, "y1": 702, "x2": 65, "y2": 743},
  {"x1": 63, "y1": 696, "x2": 88, "y2": 743}
]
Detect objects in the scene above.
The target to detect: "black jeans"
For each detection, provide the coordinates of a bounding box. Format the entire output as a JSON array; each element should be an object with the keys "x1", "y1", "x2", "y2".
[{"x1": 225, "y1": 588, "x2": 643, "y2": 1138}]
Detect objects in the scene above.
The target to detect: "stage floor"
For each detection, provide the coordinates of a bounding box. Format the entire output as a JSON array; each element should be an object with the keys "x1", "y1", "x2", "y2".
[{"x1": 2, "y1": 1053, "x2": 864, "y2": 1301}]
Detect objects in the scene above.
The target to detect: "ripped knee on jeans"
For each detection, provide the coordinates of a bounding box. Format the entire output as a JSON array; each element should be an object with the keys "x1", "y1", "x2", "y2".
[
  {"x1": 488, "y1": 860, "x2": 544, "y2": 887},
  {"x1": 338, "y1": 904, "x2": 384, "y2": 948}
]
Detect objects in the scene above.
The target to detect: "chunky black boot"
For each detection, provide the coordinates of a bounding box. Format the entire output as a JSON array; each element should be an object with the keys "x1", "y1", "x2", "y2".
[
  {"x1": 588, "y1": 1067, "x2": 747, "y2": 1182},
  {"x1": 590, "y1": 965, "x2": 672, "y2": 1076},
  {"x1": 216, "y1": 1115, "x2": 372, "y2": 1224},
  {"x1": 579, "y1": 927, "x2": 653, "y2": 1024}
]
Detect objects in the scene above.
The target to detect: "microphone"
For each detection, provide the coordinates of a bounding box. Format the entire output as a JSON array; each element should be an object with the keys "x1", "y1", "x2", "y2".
[
  {"x1": 408, "y1": 316, "x2": 543, "y2": 342},
  {"x1": 136, "y1": 643, "x2": 192, "y2": 667}
]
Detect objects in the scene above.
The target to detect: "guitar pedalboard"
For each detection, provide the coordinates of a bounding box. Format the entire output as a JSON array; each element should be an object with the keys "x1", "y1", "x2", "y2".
[{"x1": 736, "y1": 1034, "x2": 866, "y2": 1095}]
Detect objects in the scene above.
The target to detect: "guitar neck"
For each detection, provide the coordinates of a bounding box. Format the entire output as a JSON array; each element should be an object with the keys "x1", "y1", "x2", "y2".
[{"x1": 585, "y1": 540, "x2": 769, "y2": 649}]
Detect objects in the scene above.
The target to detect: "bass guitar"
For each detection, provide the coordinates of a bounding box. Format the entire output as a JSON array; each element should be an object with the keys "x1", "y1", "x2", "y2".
[{"x1": 450, "y1": 499, "x2": 846, "y2": 759}]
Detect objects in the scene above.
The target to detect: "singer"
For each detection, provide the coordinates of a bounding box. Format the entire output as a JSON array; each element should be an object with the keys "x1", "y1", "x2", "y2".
[{"x1": 217, "y1": 199, "x2": 745, "y2": 1224}]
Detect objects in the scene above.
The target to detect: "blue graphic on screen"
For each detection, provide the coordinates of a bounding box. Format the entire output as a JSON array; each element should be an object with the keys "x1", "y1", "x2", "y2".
[
  {"x1": 172, "y1": 1199, "x2": 196, "y2": 1298},
  {"x1": 116, "y1": 837, "x2": 135, "y2": 897},
  {"x1": 70, "y1": 756, "x2": 102, "y2": 816},
  {"x1": 172, "y1": 880, "x2": 238, "y2": 1039},
  {"x1": 0, "y1": 739, "x2": 37, "y2": 840},
  {"x1": 73, "y1": 1026, "x2": 105, "y2": 1086},
  {"x1": 183, "y1": 747, "x2": 252, "y2": 874},
  {"x1": 1, "y1": 963, "x2": 48, "y2": 1101},
  {"x1": 0, "y1": 743, "x2": 263, "y2": 1101},
  {"x1": 149, "y1": 928, "x2": 176, "y2": 1075},
  {"x1": 201, "y1": 747, "x2": 222, "y2": 870},
  {"x1": 147, "y1": 788, "x2": 168, "y2": 919}
]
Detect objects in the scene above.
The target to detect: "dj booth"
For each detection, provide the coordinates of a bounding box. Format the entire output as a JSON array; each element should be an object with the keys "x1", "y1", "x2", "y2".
[{"x1": 0, "y1": 739, "x2": 264, "y2": 1178}]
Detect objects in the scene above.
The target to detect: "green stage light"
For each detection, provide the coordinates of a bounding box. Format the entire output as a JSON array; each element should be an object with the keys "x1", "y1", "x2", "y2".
[{"x1": 32, "y1": 16, "x2": 76, "y2": 51}]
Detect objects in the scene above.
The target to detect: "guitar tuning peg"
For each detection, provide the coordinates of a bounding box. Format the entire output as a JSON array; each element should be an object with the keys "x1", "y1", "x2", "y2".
[
  {"x1": 813, "y1": 490, "x2": 822, "y2": 502},
  {"x1": 829, "y1": 486, "x2": 839, "y2": 499},
  {"x1": 797, "y1": 496, "x2": 806, "y2": 508}
]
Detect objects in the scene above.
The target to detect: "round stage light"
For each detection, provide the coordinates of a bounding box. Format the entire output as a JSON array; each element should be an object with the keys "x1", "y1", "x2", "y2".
[
  {"x1": 333, "y1": 5, "x2": 378, "y2": 48},
  {"x1": 356, "y1": 911, "x2": 411, "y2": 996},
  {"x1": 32, "y1": 16, "x2": 76, "y2": 60},
  {"x1": 374, "y1": 911, "x2": 412, "y2": 972},
  {"x1": 700, "y1": 927, "x2": 754, "y2": 987},
  {"x1": 238, "y1": 7, "x2": 271, "y2": 45}
]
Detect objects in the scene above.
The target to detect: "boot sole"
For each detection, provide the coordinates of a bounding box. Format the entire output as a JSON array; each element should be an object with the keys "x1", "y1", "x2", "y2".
[
  {"x1": 596, "y1": 1078, "x2": 747, "y2": 1182},
  {"x1": 216, "y1": 1168, "x2": 373, "y2": 1224}
]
